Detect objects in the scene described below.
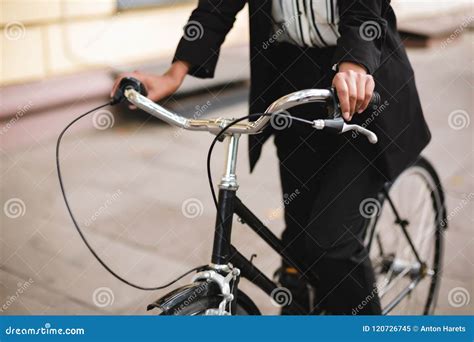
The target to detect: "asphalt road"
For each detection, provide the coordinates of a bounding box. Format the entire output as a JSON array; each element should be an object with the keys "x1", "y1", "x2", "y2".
[{"x1": 1, "y1": 33, "x2": 472, "y2": 315}]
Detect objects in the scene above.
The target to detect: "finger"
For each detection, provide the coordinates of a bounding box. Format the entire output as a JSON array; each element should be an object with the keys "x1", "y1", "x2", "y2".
[
  {"x1": 110, "y1": 77, "x2": 122, "y2": 97},
  {"x1": 346, "y1": 73, "x2": 357, "y2": 120},
  {"x1": 147, "y1": 90, "x2": 161, "y2": 102},
  {"x1": 359, "y1": 76, "x2": 375, "y2": 113},
  {"x1": 142, "y1": 82, "x2": 165, "y2": 102},
  {"x1": 355, "y1": 75, "x2": 367, "y2": 114},
  {"x1": 333, "y1": 74, "x2": 350, "y2": 120}
]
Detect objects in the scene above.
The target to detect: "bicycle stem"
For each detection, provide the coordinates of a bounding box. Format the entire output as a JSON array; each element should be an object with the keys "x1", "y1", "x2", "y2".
[{"x1": 220, "y1": 134, "x2": 241, "y2": 191}]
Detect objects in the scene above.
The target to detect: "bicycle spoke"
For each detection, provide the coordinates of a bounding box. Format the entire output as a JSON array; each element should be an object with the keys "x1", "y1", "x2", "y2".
[
  {"x1": 376, "y1": 233, "x2": 384, "y2": 257},
  {"x1": 379, "y1": 264, "x2": 411, "y2": 298},
  {"x1": 369, "y1": 161, "x2": 444, "y2": 315}
]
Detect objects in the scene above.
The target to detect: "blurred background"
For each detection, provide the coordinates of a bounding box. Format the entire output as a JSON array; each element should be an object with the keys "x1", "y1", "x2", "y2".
[{"x1": 1, "y1": 0, "x2": 473, "y2": 315}]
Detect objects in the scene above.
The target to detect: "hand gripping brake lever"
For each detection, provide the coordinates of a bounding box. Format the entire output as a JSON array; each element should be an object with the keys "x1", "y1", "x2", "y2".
[{"x1": 312, "y1": 88, "x2": 381, "y2": 144}]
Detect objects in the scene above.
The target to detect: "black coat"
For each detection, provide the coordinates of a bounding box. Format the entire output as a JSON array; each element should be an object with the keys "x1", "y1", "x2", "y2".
[{"x1": 173, "y1": 0, "x2": 431, "y2": 180}]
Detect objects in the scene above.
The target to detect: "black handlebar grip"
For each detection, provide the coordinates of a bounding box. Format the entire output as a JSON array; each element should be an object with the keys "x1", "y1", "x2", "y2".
[
  {"x1": 368, "y1": 91, "x2": 381, "y2": 108},
  {"x1": 110, "y1": 77, "x2": 148, "y2": 105},
  {"x1": 328, "y1": 88, "x2": 381, "y2": 118}
]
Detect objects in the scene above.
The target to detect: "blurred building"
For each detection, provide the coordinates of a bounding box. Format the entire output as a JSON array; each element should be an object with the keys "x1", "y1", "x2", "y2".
[
  {"x1": 2, "y1": 0, "x2": 472, "y2": 84},
  {"x1": 0, "y1": 0, "x2": 250, "y2": 86}
]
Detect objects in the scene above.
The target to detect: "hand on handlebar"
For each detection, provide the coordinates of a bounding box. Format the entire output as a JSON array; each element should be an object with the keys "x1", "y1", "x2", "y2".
[
  {"x1": 118, "y1": 78, "x2": 379, "y2": 144},
  {"x1": 332, "y1": 61, "x2": 375, "y2": 121},
  {"x1": 110, "y1": 61, "x2": 190, "y2": 108}
]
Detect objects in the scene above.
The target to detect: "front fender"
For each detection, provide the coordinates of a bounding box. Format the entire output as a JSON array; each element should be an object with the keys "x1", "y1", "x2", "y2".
[{"x1": 147, "y1": 280, "x2": 220, "y2": 314}]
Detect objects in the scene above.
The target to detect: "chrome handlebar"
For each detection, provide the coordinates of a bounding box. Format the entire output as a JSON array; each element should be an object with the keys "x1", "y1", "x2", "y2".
[
  {"x1": 124, "y1": 88, "x2": 271, "y2": 135},
  {"x1": 123, "y1": 86, "x2": 378, "y2": 143}
]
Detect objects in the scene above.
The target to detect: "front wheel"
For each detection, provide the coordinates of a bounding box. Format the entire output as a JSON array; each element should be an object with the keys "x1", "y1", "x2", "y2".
[{"x1": 159, "y1": 289, "x2": 261, "y2": 316}]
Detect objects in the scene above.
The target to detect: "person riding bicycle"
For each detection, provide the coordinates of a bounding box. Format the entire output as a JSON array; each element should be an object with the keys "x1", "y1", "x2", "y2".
[{"x1": 112, "y1": 0, "x2": 431, "y2": 315}]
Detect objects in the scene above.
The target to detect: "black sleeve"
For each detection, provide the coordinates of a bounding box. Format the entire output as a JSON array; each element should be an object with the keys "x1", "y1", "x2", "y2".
[
  {"x1": 173, "y1": 0, "x2": 247, "y2": 79},
  {"x1": 332, "y1": 0, "x2": 390, "y2": 74}
]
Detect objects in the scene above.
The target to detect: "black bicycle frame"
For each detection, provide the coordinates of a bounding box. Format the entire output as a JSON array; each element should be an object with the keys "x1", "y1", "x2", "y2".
[
  {"x1": 211, "y1": 188, "x2": 236, "y2": 264},
  {"x1": 209, "y1": 182, "x2": 428, "y2": 314},
  {"x1": 207, "y1": 126, "x2": 431, "y2": 316},
  {"x1": 210, "y1": 186, "x2": 315, "y2": 303}
]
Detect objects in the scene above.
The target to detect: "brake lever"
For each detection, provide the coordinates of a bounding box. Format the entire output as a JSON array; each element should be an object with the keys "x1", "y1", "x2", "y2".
[
  {"x1": 341, "y1": 122, "x2": 378, "y2": 144},
  {"x1": 312, "y1": 118, "x2": 378, "y2": 144}
]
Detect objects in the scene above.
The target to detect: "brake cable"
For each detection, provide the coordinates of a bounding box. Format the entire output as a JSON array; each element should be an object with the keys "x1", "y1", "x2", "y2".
[
  {"x1": 56, "y1": 101, "x2": 207, "y2": 291},
  {"x1": 206, "y1": 112, "x2": 314, "y2": 210},
  {"x1": 57, "y1": 102, "x2": 311, "y2": 291}
]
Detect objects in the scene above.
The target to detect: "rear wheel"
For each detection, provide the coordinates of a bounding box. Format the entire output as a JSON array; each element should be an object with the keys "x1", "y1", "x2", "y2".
[{"x1": 365, "y1": 157, "x2": 445, "y2": 315}]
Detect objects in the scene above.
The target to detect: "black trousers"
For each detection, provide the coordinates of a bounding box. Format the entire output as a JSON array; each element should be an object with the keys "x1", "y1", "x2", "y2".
[{"x1": 269, "y1": 43, "x2": 386, "y2": 315}]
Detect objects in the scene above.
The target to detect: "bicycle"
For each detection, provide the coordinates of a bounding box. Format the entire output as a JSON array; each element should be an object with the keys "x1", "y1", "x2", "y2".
[{"x1": 57, "y1": 77, "x2": 447, "y2": 316}]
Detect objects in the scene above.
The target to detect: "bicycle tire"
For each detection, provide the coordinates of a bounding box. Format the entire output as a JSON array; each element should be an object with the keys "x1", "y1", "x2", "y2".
[
  {"x1": 365, "y1": 156, "x2": 445, "y2": 315},
  {"x1": 159, "y1": 289, "x2": 261, "y2": 316}
]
